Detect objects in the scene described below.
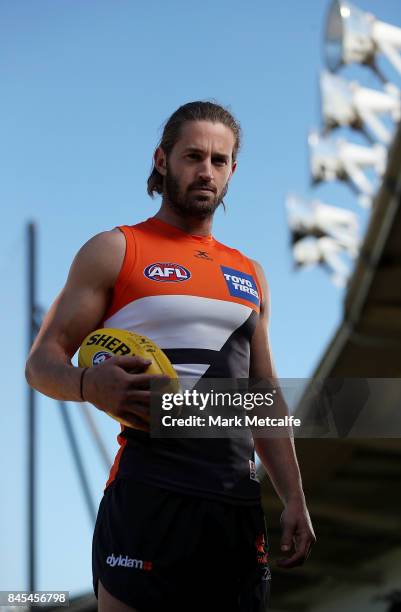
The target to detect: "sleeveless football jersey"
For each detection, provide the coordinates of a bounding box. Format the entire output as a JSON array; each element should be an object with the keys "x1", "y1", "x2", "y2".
[{"x1": 103, "y1": 216, "x2": 264, "y2": 505}]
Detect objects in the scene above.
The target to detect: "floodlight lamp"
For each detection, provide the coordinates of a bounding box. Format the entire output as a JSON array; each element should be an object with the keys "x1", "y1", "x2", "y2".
[
  {"x1": 292, "y1": 236, "x2": 352, "y2": 288},
  {"x1": 286, "y1": 195, "x2": 360, "y2": 256},
  {"x1": 325, "y1": 0, "x2": 401, "y2": 77},
  {"x1": 286, "y1": 195, "x2": 318, "y2": 239},
  {"x1": 308, "y1": 130, "x2": 343, "y2": 182},
  {"x1": 308, "y1": 131, "x2": 387, "y2": 203},
  {"x1": 293, "y1": 237, "x2": 320, "y2": 267},
  {"x1": 320, "y1": 71, "x2": 401, "y2": 143},
  {"x1": 325, "y1": 1, "x2": 375, "y2": 71},
  {"x1": 320, "y1": 71, "x2": 358, "y2": 129}
]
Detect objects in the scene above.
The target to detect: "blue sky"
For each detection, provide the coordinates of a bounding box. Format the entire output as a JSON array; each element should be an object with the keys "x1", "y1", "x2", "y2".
[{"x1": 1, "y1": 0, "x2": 400, "y2": 598}]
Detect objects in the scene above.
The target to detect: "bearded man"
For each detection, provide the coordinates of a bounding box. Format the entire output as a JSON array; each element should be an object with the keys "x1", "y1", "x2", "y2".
[{"x1": 25, "y1": 100, "x2": 315, "y2": 612}]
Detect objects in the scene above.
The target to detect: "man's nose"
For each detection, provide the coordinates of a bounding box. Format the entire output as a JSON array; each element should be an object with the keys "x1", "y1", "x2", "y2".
[{"x1": 197, "y1": 159, "x2": 214, "y2": 181}]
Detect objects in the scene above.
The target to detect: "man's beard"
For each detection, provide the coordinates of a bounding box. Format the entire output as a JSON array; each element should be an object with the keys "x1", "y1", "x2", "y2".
[{"x1": 163, "y1": 166, "x2": 228, "y2": 219}]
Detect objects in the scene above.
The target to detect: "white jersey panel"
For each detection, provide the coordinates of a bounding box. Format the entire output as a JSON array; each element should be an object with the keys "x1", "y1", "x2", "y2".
[{"x1": 104, "y1": 294, "x2": 252, "y2": 351}]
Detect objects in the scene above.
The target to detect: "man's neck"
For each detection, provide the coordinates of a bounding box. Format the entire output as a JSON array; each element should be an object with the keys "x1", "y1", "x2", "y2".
[{"x1": 154, "y1": 204, "x2": 213, "y2": 237}]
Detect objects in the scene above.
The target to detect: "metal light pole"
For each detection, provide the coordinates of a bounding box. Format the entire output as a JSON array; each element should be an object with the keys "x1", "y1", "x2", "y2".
[{"x1": 27, "y1": 221, "x2": 37, "y2": 604}]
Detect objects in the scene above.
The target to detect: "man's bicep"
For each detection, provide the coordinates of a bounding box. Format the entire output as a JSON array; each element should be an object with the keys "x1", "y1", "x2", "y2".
[
  {"x1": 30, "y1": 230, "x2": 125, "y2": 359},
  {"x1": 33, "y1": 284, "x2": 110, "y2": 359}
]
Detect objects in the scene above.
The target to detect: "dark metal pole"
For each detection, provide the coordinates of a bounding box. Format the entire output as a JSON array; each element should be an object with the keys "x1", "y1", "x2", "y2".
[
  {"x1": 27, "y1": 221, "x2": 36, "y2": 598},
  {"x1": 58, "y1": 401, "x2": 97, "y2": 526}
]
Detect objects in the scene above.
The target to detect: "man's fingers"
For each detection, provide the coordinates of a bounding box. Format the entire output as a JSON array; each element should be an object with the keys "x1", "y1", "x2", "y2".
[
  {"x1": 125, "y1": 373, "x2": 171, "y2": 390},
  {"x1": 121, "y1": 388, "x2": 171, "y2": 412},
  {"x1": 113, "y1": 355, "x2": 152, "y2": 372},
  {"x1": 119, "y1": 394, "x2": 150, "y2": 417},
  {"x1": 125, "y1": 390, "x2": 151, "y2": 406},
  {"x1": 279, "y1": 521, "x2": 295, "y2": 553},
  {"x1": 276, "y1": 533, "x2": 314, "y2": 569},
  {"x1": 276, "y1": 551, "x2": 304, "y2": 569}
]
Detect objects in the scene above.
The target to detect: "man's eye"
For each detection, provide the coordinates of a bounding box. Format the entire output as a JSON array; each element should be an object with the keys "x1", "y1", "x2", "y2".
[{"x1": 214, "y1": 159, "x2": 227, "y2": 165}]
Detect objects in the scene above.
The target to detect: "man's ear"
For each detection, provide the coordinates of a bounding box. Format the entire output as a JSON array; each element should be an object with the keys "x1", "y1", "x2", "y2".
[
  {"x1": 229, "y1": 160, "x2": 238, "y2": 179},
  {"x1": 154, "y1": 146, "x2": 167, "y2": 176}
]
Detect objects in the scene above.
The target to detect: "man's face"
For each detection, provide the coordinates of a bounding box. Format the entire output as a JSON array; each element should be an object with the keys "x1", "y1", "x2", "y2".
[{"x1": 157, "y1": 121, "x2": 237, "y2": 219}]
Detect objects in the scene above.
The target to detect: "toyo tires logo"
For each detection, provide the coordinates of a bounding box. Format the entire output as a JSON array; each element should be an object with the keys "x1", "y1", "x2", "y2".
[{"x1": 144, "y1": 262, "x2": 191, "y2": 282}]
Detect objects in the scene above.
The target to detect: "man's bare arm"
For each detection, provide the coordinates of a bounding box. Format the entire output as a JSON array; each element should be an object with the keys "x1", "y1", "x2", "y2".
[
  {"x1": 250, "y1": 259, "x2": 316, "y2": 567},
  {"x1": 25, "y1": 229, "x2": 125, "y2": 400},
  {"x1": 25, "y1": 229, "x2": 166, "y2": 425}
]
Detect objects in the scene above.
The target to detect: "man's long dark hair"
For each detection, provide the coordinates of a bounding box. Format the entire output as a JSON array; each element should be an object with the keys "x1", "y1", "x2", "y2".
[{"x1": 147, "y1": 100, "x2": 242, "y2": 198}]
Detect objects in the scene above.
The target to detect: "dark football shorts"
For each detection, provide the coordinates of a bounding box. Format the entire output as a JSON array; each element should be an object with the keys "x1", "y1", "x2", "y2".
[{"x1": 92, "y1": 477, "x2": 271, "y2": 612}]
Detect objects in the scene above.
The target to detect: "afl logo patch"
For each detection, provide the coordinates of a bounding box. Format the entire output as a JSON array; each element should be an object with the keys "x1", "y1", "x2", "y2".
[
  {"x1": 92, "y1": 351, "x2": 113, "y2": 366},
  {"x1": 144, "y1": 262, "x2": 191, "y2": 282}
]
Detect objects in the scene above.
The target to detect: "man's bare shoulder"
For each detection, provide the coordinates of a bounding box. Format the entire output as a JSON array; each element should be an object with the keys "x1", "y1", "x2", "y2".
[
  {"x1": 250, "y1": 258, "x2": 263, "y2": 276},
  {"x1": 250, "y1": 258, "x2": 268, "y2": 289},
  {"x1": 76, "y1": 227, "x2": 125, "y2": 258},
  {"x1": 67, "y1": 228, "x2": 126, "y2": 290},
  {"x1": 250, "y1": 258, "x2": 270, "y2": 319},
  {"x1": 81, "y1": 227, "x2": 125, "y2": 250}
]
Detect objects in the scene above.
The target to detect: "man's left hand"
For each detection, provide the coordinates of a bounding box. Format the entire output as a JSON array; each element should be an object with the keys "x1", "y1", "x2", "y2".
[{"x1": 276, "y1": 499, "x2": 316, "y2": 568}]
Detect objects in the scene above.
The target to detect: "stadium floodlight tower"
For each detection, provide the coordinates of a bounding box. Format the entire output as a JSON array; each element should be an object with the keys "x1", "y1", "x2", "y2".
[
  {"x1": 308, "y1": 130, "x2": 387, "y2": 208},
  {"x1": 325, "y1": 0, "x2": 401, "y2": 78},
  {"x1": 320, "y1": 71, "x2": 401, "y2": 145},
  {"x1": 286, "y1": 194, "x2": 360, "y2": 257}
]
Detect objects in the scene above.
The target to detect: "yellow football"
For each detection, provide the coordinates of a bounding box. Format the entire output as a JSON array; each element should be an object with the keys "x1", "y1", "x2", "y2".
[{"x1": 78, "y1": 327, "x2": 180, "y2": 430}]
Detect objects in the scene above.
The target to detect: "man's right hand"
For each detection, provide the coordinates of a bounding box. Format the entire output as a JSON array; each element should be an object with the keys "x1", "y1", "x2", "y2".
[{"x1": 82, "y1": 355, "x2": 170, "y2": 428}]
